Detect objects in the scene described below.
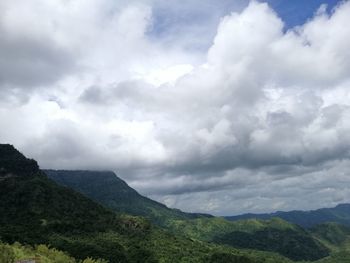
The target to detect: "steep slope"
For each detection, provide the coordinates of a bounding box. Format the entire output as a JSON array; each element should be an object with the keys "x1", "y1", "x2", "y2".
[
  {"x1": 226, "y1": 204, "x2": 350, "y2": 228},
  {"x1": 45, "y1": 169, "x2": 212, "y2": 225},
  {"x1": 0, "y1": 144, "x2": 39, "y2": 177}
]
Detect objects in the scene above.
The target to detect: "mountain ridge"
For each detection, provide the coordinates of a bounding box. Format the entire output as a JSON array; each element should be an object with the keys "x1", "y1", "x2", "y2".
[
  {"x1": 0, "y1": 144, "x2": 39, "y2": 177},
  {"x1": 226, "y1": 203, "x2": 350, "y2": 228},
  {"x1": 45, "y1": 169, "x2": 213, "y2": 226},
  {"x1": 1, "y1": 144, "x2": 295, "y2": 262},
  {"x1": 3, "y1": 143, "x2": 350, "y2": 262},
  {"x1": 44, "y1": 168, "x2": 330, "y2": 261}
]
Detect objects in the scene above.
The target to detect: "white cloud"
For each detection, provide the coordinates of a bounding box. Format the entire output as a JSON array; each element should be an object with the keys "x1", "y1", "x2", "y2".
[{"x1": 1, "y1": 0, "x2": 350, "y2": 215}]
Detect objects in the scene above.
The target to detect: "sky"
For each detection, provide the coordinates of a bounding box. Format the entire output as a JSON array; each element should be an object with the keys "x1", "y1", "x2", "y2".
[{"x1": 0, "y1": 0, "x2": 349, "y2": 215}]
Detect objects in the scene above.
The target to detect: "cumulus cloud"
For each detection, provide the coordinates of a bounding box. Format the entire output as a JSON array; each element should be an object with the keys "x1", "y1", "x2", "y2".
[
  {"x1": 0, "y1": 1, "x2": 76, "y2": 89},
  {"x1": 1, "y1": 0, "x2": 350, "y2": 215}
]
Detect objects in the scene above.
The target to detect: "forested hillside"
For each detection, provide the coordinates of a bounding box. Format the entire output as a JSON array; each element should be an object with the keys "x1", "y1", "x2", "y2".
[
  {"x1": 45, "y1": 169, "x2": 212, "y2": 226},
  {"x1": 0, "y1": 144, "x2": 295, "y2": 263},
  {"x1": 46, "y1": 168, "x2": 330, "y2": 261}
]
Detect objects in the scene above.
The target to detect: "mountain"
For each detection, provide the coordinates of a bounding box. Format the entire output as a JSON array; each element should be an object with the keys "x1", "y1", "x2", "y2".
[
  {"x1": 0, "y1": 144, "x2": 136, "y2": 261},
  {"x1": 44, "y1": 170, "x2": 329, "y2": 261},
  {"x1": 308, "y1": 223, "x2": 350, "y2": 263},
  {"x1": 309, "y1": 222, "x2": 350, "y2": 251},
  {"x1": 0, "y1": 144, "x2": 295, "y2": 263},
  {"x1": 166, "y1": 217, "x2": 330, "y2": 261},
  {"x1": 225, "y1": 204, "x2": 350, "y2": 228},
  {"x1": 45, "y1": 169, "x2": 212, "y2": 225},
  {"x1": 0, "y1": 144, "x2": 39, "y2": 177}
]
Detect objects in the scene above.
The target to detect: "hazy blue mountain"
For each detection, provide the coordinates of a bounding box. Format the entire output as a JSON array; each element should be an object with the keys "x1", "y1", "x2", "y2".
[
  {"x1": 45, "y1": 169, "x2": 212, "y2": 225},
  {"x1": 226, "y1": 204, "x2": 350, "y2": 228}
]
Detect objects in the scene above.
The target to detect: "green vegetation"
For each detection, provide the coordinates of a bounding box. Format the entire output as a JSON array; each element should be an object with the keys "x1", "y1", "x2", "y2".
[
  {"x1": 0, "y1": 144, "x2": 38, "y2": 177},
  {"x1": 45, "y1": 169, "x2": 212, "y2": 226},
  {"x1": 7, "y1": 144, "x2": 350, "y2": 262},
  {"x1": 315, "y1": 251, "x2": 350, "y2": 263},
  {"x1": 165, "y1": 217, "x2": 329, "y2": 261},
  {"x1": 0, "y1": 144, "x2": 296, "y2": 263},
  {"x1": 306, "y1": 223, "x2": 350, "y2": 263},
  {"x1": 166, "y1": 217, "x2": 296, "y2": 241},
  {"x1": 43, "y1": 167, "x2": 331, "y2": 262},
  {"x1": 311, "y1": 222, "x2": 350, "y2": 250},
  {"x1": 0, "y1": 173, "x2": 123, "y2": 244},
  {"x1": 0, "y1": 241, "x2": 107, "y2": 263}
]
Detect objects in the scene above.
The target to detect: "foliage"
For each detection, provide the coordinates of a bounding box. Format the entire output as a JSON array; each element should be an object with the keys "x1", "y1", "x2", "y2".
[
  {"x1": 166, "y1": 217, "x2": 329, "y2": 261},
  {"x1": 0, "y1": 144, "x2": 39, "y2": 177},
  {"x1": 213, "y1": 228, "x2": 329, "y2": 261},
  {"x1": 314, "y1": 251, "x2": 350, "y2": 263},
  {"x1": 45, "y1": 169, "x2": 212, "y2": 226},
  {"x1": 206, "y1": 252, "x2": 254, "y2": 263},
  {"x1": 0, "y1": 242, "x2": 15, "y2": 263},
  {"x1": 0, "y1": 241, "x2": 106, "y2": 263},
  {"x1": 310, "y1": 222, "x2": 350, "y2": 248},
  {"x1": 0, "y1": 174, "x2": 123, "y2": 244}
]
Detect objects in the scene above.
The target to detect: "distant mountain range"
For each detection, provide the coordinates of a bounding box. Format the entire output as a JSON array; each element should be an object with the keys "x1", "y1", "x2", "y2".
[
  {"x1": 45, "y1": 168, "x2": 350, "y2": 231},
  {"x1": 45, "y1": 169, "x2": 330, "y2": 261},
  {"x1": 225, "y1": 204, "x2": 350, "y2": 228},
  {"x1": 3, "y1": 143, "x2": 350, "y2": 262},
  {"x1": 0, "y1": 144, "x2": 294, "y2": 262}
]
